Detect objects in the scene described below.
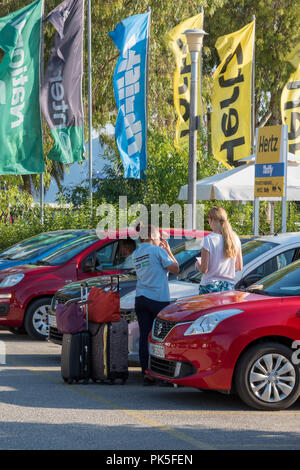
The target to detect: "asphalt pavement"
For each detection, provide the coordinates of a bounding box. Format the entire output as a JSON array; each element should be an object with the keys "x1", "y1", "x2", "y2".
[{"x1": 0, "y1": 330, "x2": 299, "y2": 452}]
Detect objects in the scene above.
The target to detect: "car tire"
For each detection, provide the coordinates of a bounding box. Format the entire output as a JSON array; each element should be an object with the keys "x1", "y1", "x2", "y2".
[
  {"x1": 235, "y1": 342, "x2": 300, "y2": 411},
  {"x1": 24, "y1": 297, "x2": 52, "y2": 341}
]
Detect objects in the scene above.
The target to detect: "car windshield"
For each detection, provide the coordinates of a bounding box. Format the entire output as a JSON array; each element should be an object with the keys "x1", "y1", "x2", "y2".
[
  {"x1": 241, "y1": 240, "x2": 278, "y2": 266},
  {"x1": 0, "y1": 231, "x2": 87, "y2": 260},
  {"x1": 0, "y1": 231, "x2": 78, "y2": 259},
  {"x1": 247, "y1": 260, "x2": 300, "y2": 297},
  {"x1": 34, "y1": 234, "x2": 98, "y2": 266},
  {"x1": 165, "y1": 236, "x2": 203, "y2": 266}
]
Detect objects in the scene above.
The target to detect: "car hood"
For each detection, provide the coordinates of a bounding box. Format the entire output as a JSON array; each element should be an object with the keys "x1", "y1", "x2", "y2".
[
  {"x1": 157, "y1": 290, "x2": 274, "y2": 322},
  {"x1": 120, "y1": 280, "x2": 199, "y2": 311},
  {"x1": 0, "y1": 263, "x2": 54, "y2": 279},
  {"x1": 0, "y1": 259, "x2": 22, "y2": 270}
]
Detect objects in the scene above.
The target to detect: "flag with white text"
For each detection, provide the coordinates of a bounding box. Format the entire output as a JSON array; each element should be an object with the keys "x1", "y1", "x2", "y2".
[
  {"x1": 0, "y1": 0, "x2": 44, "y2": 174},
  {"x1": 41, "y1": 0, "x2": 85, "y2": 164},
  {"x1": 109, "y1": 12, "x2": 150, "y2": 179}
]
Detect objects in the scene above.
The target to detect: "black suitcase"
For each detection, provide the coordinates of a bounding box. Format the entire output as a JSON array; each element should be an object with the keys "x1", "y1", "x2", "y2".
[
  {"x1": 61, "y1": 282, "x2": 91, "y2": 384},
  {"x1": 89, "y1": 318, "x2": 129, "y2": 384},
  {"x1": 61, "y1": 331, "x2": 91, "y2": 384}
]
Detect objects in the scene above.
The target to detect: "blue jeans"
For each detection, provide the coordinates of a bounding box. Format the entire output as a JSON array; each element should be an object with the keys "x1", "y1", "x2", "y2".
[
  {"x1": 135, "y1": 296, "x2": 170, "y2": 374},
  {"x1": 199, "y1": 280, "x2": 235, "y2": 294}
]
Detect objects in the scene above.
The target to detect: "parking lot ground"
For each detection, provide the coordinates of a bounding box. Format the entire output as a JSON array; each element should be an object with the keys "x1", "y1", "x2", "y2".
[{"x1": 0, "y1": 330, "x2": 300, "y2": 451}]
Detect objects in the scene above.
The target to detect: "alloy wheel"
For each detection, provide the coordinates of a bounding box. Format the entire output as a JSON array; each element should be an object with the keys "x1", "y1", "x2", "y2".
[
  {"x1": 249, "y1": 353, "x2": 296, "y2": 403},
  {"x1": 32, "y1": 304, "x2": 50, "y2": 338}
]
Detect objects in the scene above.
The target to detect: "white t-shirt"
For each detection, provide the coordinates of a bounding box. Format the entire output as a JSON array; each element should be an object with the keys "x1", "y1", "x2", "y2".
[{"x1": 200, "y1": 232, "x2": 241, "y2": 285}]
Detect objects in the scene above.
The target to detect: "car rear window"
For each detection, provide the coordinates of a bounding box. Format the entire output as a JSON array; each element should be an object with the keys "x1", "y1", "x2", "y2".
[
  {"x1": 242, "y1": 240, "x2": 278, "y2": 266},
  {"x1": 166, "y1": 236, "x2": 203, "y2": 266}
]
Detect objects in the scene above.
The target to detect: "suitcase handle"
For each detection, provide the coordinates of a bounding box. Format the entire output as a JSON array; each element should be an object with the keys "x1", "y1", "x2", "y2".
[{"x1": 110, "y1": 275, "x2": 120, "y2": 292}]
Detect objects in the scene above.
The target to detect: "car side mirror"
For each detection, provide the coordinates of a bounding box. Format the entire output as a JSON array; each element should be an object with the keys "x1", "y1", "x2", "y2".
[
  {"x1": 239, "y1": 274, "x2": 262, "y2": 289},
  {"x1": 82, "y1": 255, "x2": 96, "y2": 273}
]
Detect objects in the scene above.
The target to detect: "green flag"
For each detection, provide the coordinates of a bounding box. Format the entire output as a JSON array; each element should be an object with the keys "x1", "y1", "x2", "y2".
[{"x1": 0, "y1": 0, "x2": 44, "y2": 175}]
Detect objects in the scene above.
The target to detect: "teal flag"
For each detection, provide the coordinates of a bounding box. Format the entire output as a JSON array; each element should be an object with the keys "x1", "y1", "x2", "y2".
[{"x1": 0, "y1": 0, "x2": 44, "y2": 175}]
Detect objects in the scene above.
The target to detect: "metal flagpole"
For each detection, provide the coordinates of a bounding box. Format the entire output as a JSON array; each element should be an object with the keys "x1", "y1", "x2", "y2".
[
  {"x1": 281, "y1": 125, "x2": 288, "y2": 233},
  {"x1": 251, "y1": 16, "x2": 259, "y2": 236},
  {"x1": 40, "y1": 173, "x2": 44, "y2": 225},
  {"x1": 40, "y1": 0, "x2": 45, "y2": 225},
  {"x1": 199, "y1": 6, "x2": 204, "y2": 129},
  {"x1": 144, "y1": 6, "x2": 151, "y2": 180},
  {"x1": 87, "y1": 0, "x2": 93, "y2": 212}
]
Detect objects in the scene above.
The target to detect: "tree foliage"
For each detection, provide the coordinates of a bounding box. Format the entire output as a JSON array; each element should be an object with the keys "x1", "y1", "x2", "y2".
[{"x1": 1, "y1": 0, "x2": 300, "y2": 234}]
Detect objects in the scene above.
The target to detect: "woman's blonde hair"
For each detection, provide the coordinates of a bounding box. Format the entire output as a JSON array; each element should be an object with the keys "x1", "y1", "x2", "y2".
[{"x1": 207, "y1": 206, "x2": 238, "y2": 258}]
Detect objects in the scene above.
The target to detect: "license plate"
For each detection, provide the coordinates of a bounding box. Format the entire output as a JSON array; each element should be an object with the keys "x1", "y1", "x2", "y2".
[
  {"x1": 149, "y1": 343, "x2": 165, "y2": 359},
  {"x1": 48, "y1": 314, "x2": 57, "y2": 328}
]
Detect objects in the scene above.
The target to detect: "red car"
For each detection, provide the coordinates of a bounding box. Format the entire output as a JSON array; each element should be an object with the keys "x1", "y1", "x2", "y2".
[
  {"x1": 148, "y1": 259, "x2": 300, "y2": 410},
  {"x1": 0, "y1": 228, "x2": 206, "y2": 340}
]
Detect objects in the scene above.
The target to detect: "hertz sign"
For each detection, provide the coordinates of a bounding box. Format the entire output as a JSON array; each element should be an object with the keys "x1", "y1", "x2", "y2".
[{"x1": 254, "y1": 125, "x2": 287, "y2": 198}]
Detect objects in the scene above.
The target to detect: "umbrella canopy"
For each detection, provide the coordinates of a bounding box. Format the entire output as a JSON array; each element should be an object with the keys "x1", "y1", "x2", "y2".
[{"x1": 178, "y1": 154, "x2": 300, "y2": 201}]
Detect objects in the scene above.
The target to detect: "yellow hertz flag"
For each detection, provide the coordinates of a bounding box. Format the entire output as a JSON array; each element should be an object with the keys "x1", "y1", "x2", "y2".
[
  {"x1": 165, "y1": 13, "x2": 204, "y2": 149},
  {"x1": 212, "y1": 21, "x2": 255, "y2": 168},
  {"x1": 281, "y1": 44, "x2": 300, "y2": 156}
]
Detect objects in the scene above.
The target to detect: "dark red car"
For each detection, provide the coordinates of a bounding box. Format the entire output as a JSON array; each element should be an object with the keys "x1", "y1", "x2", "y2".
[
  {"x1": 148, "y1": 259, "x2": 300, "y2": 410},
  {"x1": 0, "y1": 228, "x2": 206, "y2": 340}
]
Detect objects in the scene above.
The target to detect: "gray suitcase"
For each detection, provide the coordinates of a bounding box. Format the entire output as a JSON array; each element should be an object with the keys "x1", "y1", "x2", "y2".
[{"x1": 89, "y1": 318, "x2": 129, "y2": 384}]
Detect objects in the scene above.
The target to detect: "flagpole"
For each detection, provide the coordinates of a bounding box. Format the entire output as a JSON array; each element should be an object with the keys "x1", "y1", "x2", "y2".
[
  {"x1": 251, "y1": 15, "x2": 259, "y2": 236},
  {"x1": 199, "y1": 6, "x2": 204, "y2": 129},
  {"x1": 87, "y1": 0, "x2": 93, "y2": 212},
  {"x1": 40, "y1": 173, "x2": 44, "y2": 224},
  {"x1": 40, "y1": 0, "x2": 45, "y2": 225},
  {"x1": 142, "y1": 6, "x2": 151, "y2": 180}
]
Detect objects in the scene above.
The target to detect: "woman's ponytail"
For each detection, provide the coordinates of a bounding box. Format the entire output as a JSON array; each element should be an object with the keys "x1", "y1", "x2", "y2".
[{"x1": 207, "y1": 206, "x2": 238, "y2": 259}]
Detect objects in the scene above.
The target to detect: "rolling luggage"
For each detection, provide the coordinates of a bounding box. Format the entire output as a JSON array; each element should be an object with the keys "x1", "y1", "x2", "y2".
[
  {"x1": 61, "y1": 282, "x2": 91, "y2": 384},
  {"x1": 89, "y1": 318, "x2": 129, "y2": 384}
]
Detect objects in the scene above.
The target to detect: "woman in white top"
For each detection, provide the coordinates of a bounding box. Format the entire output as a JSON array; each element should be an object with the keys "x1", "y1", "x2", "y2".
[{"x1": 196, "y1": 206, "x2": 243, "y2": 294}]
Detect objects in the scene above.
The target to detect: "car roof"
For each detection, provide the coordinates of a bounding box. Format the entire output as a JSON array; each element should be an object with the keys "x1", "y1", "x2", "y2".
[{"x1": 253, "y1": 232, "x2": 300, "y2": 244}]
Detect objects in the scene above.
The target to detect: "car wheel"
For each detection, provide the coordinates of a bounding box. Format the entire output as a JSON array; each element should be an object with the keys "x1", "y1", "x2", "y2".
[
  {"x1": 235, "y1": 342, "x2": 300, "y2": 411},
  {"x1": 24, "y1": 298, "x2": 52, "y2": 341}
]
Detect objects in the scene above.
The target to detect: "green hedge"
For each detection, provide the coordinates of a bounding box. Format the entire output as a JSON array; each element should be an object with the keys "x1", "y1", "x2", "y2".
[{"x1": 0, "y1": 200, "x2": 299, "y2": 252}]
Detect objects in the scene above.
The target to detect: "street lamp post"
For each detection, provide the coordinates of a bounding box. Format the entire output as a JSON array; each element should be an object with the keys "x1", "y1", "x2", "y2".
[{"x1": 184, "y1": 29, "x2": 207, "y2": 230}]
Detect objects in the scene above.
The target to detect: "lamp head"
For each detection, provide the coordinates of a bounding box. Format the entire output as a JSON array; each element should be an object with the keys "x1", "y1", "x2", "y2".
[{"x1": 184, "y1": 28, "x2": 207, "y2": 52}]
